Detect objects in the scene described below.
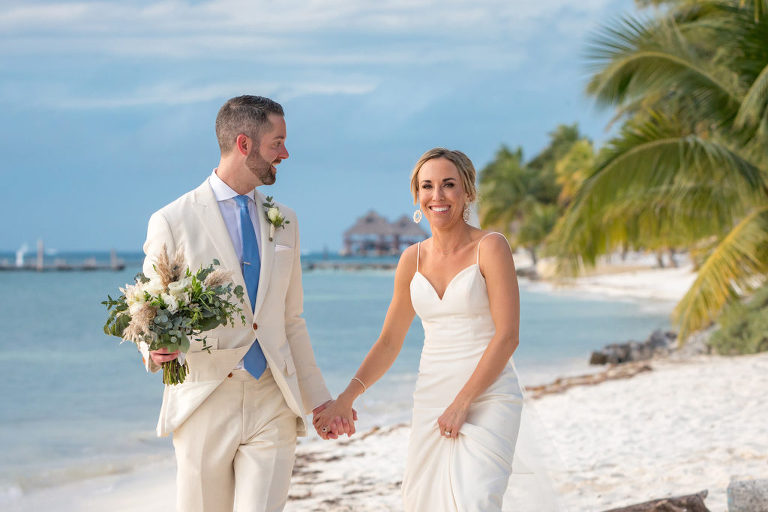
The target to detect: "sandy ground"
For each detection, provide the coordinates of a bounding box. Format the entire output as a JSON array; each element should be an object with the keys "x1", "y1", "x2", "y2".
[{"x1": 10, "y1": 264, "x2": 766, "y2": 511}]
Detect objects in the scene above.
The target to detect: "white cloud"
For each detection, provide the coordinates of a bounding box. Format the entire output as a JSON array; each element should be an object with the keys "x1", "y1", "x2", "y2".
[
  {"x1": 0, "y1": 0, "x2": 616, "y2": 59},
  {"x1": 47, "y1": 79, "x2": 378, "y2": 109},
  {"x1": 0, "y1": 0, "x2": 624, "y2": 109}
]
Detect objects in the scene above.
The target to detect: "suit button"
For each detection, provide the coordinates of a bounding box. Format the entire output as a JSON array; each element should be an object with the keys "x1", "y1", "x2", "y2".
[
  {"x1": 252, "y1": 322, "x2": 258, "y2": 330},
  {"x1": 227, "y1": 372, "x2": 233, "y2": 378}
]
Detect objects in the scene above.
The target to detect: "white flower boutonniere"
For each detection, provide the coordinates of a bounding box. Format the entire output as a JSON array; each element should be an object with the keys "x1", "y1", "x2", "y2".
[{"x1": 263, "y1": 196, "x2": 290, "y2": 241}]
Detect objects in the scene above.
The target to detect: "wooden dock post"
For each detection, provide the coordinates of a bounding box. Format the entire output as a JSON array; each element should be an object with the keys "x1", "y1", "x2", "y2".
[{"x1": 36, "y1": 239, "x2": 44, "y2": 272}]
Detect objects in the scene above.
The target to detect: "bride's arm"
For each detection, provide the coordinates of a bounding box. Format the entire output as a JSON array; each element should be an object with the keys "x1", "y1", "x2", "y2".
[
  {"x1": 313, "y1": 245, "x2": 418, "y2": 438},
  {"x1": 437, "y1": 234, "x2": 520, "y2": 439}
]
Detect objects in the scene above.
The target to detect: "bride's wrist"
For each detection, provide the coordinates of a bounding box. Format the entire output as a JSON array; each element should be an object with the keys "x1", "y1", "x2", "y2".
[
  {"x1": 338, "y1": 389, "x2": 356, "y2": 407},
  {"x1": 452, "y1": 395, "x2": 473, "y2": 410}
]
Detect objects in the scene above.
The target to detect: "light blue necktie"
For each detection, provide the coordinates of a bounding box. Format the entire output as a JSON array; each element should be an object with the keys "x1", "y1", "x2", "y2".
[{"x1": 234, "y1": 195, "x2": 267, "y2": 378}]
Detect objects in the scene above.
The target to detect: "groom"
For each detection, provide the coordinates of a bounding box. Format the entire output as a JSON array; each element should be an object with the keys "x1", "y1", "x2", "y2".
[{"x1": 139, "y1": 95, "x2": 343, "y2": 512}]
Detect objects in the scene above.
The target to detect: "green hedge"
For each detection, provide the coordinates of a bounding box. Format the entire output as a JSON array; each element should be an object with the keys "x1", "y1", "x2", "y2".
[{"x1": 709, "y1": 283, "x2": 768, "y2": 355}]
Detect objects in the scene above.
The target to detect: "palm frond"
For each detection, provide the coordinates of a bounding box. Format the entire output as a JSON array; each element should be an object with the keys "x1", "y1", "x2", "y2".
[
  {"x1": 674, "y1": 204, "x2": 768, "y2": 341},
  {"x1": 548, "y1": 112, "x2": 766, "y2": 273},
  {"x1": 735, "y1": 63, "x2": 768, "y2": 128},
  {"x1": 739, "y1": 0, "x2": 768, "y2": 21},
  {"x1": 586, "y1": 15, "x2": 742, "y2": 120}
]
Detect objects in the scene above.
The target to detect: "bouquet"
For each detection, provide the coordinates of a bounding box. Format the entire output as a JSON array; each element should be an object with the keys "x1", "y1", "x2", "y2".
[{"x1": 102, "y1": 245, "x2": 245, "y2": 385}]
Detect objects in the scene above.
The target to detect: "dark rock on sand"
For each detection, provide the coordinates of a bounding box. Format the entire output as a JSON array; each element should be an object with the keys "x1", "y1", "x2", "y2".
[{"x1": 590, "y1": 329, "x2": 676, "y2": 365}]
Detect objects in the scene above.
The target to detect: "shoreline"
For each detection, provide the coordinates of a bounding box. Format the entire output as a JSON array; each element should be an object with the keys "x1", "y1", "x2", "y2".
[{"x1": 528, "y1": 262, "x2": 697, "y2": 304}]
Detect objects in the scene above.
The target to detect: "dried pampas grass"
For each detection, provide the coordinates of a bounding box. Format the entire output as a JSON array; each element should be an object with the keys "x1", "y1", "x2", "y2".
[
  {"x1": 124, "y1": 304, "x2": 157, "y2": 343},
  {"x1": 154, "y1": 244, "x2": 186, "y2": 287},
  {"x1": 204, "y1": 268, "x2": 233, "y2": 288}
]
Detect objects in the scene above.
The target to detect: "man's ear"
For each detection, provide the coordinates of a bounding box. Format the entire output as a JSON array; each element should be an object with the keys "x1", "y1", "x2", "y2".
[{"x1": 236, "y1": 134, "x2": 250, "y2": 156}]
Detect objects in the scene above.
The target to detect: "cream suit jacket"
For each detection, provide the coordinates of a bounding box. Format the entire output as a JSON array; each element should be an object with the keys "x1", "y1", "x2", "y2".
[{"x1": 139, "y1": 179, "x2": 331, "y2": 437}]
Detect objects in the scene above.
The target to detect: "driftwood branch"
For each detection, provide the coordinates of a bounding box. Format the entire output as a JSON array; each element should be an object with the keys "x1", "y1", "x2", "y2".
[
  {"x1": 525, "y1": 362, "x2": 653, "y2": 399},
  {"x1": 602, "y1": 490, "x2": 709, "y2": 512}
]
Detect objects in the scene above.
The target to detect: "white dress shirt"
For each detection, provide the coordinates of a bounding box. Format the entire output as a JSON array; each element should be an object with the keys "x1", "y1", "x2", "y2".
[
  {"x1": 208, "y1": 169, "x2": 264, "y2": 371},
  {"x1": 208, "y1": 170, "x2": 262, "y2": 261}
]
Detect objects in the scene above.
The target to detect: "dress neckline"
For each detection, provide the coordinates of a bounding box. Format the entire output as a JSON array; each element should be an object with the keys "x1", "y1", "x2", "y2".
[
  {"x1": 412, "y1": 263, "x2": 481, "y2": 301},
  {"x1": 412, "y1": 232, "x2": 504, "y2": 302}
]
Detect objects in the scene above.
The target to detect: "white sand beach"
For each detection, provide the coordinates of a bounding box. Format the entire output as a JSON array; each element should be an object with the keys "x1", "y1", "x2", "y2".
[
  {"x1": 525, "y1": 255, "x2": 698, "y2": 303},
  {"x1": 14, "y1": 351, "x2": 766, "y2": 511},
  {"x1": 291, "y1": 353, "x2": 768, "y2": 511},
  {"x1": 8, "y1": 265, "x2": 767, "y2": 511}
]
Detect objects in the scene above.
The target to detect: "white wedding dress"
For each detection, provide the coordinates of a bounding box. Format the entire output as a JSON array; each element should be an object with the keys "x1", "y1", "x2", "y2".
[{"x1": 402, "y1": 233, "x2": 524, "y2": 511}]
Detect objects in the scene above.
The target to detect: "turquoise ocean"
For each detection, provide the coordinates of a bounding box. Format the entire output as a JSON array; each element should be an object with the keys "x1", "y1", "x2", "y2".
[{"x1": 0, "y1": 251, "x2": 672, "y2": 502}]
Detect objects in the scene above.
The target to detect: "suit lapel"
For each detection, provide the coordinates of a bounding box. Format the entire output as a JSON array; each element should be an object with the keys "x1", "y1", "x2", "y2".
[
  {"x1": 253, "y1": 189, "x2": 275, "y2": 318},
  {"x1": 191, "y1": 181, "x2": 251, "y2": 316}
]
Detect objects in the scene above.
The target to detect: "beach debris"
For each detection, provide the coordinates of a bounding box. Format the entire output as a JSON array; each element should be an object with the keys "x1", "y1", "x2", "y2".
[
  {"x1": 590, "y1": 330, "x2": 676, "y2": 365},
  {"x1": 671, "y1": 327, "x2": 714, "y2": 359},
  {"x1": 727, "y1": 478, "x2": 768, "y2": 511},
  {"x1": 525, "y1": 362, "x2": 652, "y2": 399},
  {"x1": 602, "y1": 489, "x2": 709, "y2": 511}
]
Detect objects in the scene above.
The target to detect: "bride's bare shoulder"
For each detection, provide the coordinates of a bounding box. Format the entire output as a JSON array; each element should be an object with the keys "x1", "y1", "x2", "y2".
[
  {"x1": 477, "y1": 231, "x2": 514, "y2": 266},
  {"x1": 398, "y1": 242, "x2": 421, "y2": 269}
]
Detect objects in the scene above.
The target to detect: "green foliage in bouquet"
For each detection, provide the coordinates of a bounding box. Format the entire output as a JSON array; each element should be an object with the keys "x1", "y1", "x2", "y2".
[
  {"x1": 709, "y1": 283, "x2": 768, "y2": 355},
  {"x1": 102, "y1": 246, "x2": 245, "y2": 384}
]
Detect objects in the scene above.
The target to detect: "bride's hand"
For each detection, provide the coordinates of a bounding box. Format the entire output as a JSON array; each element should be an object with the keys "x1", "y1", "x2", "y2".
[
  {"x1": 437, "y1": 402, "x2": 469, "y2": 440},
  {"x1": 313, "y1": 397, "x2": 358, "y2": 439}
]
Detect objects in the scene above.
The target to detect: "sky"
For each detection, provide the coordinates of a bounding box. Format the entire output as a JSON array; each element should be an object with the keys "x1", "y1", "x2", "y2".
[{"x1": 0, "y1": 0, "x2": 638, "y2": 253}]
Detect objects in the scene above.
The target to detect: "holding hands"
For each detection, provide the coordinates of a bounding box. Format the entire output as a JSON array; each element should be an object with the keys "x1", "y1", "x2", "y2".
[{"x1": 312, "y1": 397, "x2": 358, "y2": 440}]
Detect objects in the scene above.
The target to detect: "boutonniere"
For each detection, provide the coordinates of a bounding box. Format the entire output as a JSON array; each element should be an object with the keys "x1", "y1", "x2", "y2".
[{"x1": 263, "y1": 196, "x2": 290, "y2": 241}]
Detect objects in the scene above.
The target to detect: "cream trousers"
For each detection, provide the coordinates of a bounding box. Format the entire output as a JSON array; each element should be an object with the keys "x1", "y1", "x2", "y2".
[{"x1": 172, "y1": 368, "x2": 298, "y2": 512}]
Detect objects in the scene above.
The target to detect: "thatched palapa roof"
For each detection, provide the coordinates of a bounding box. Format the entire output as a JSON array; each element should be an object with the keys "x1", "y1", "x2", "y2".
[
  {"x1": 344, "y1": 211, "x2": 429, "y2": 238},
  {"x1": 391, "y1": 215, "x2": 429, "y2": 238},
  {"x1": 344, "y1": 210, "x2": 397, "y2": 237}
]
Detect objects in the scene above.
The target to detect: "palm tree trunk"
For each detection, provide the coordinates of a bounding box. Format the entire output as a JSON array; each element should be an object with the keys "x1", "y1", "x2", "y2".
[{"x1": 668, "y1": 248, "x2": 678, "y2": 268}]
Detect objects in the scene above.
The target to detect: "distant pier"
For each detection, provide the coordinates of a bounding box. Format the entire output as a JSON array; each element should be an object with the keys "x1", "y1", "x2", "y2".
[
  {"x1": 0, "y1": 260, "x2": 126, "y2": 272},
  {"x1": 302, "y1": 258, "x2": 537, "y2": 277},
  {"x1": 0, "y1": 241, "x2": 126, "y2": 272},
  {"x1": 303, "y1": 260, "x2": 398, "y2": 271}
]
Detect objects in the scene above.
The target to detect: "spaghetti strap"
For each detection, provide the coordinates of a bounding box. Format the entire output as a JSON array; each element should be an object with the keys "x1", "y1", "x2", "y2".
[
  {"x1": 476, "y1": 232, "x2": 506, "y2": 265},
  {"x1": 416, "y1": 242, "x2": 421, "y2": 272}
]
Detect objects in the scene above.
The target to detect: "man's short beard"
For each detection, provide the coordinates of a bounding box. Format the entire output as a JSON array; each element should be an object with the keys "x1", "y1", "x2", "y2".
[{"x1": 246, "y1": 150, "x2": 276, "y2": 185}]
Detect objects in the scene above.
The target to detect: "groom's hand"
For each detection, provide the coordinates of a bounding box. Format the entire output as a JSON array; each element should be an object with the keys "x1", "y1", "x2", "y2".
[
  {"x1": 312, "y1": 400, "x2": 338, "y2": 440},
  {"x1": 150, "y1": 348, "x2": 180, "y2": 365}
]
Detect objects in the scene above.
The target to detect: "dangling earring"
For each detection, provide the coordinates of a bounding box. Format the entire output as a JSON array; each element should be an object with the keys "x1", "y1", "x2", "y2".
[
  {"x1": 463, "y1": 205, "x2": 470, "y2": 223},
  {"x1": 413, "y1": 208, "x2": 422, "y2": 224}
]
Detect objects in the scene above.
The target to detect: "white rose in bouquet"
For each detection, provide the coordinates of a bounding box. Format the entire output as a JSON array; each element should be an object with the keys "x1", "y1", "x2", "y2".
[
  {"x1": 267, "y1": 207, "x2": 280, "y2": 223},
  {"x1": 145, "y1": 278, "x2": 165, "y2": 298},
  {"x1": 167, "y1": 277, "x2": 192, "y2": 298},
  {"x1": 162, "y1": 292, "x2": 179, "y2": 313}
]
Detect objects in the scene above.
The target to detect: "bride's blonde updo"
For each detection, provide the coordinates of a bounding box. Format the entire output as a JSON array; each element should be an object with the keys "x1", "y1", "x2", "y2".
[{"x1": 409, "y1": 148, "x2": 477, "y2": 204}]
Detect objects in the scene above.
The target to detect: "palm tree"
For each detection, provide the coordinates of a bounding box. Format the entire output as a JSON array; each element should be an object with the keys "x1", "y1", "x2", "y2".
[
  {"x1": 477, "y1": 145, "x2": 529, "y2": 240},
  {"x1": 518, "y1": 203, "x2": 559, "y2": 266},
  {"x1": 549, "y1": 0, "x2": 768, "y2": 341},
  {"x1": 478, "y1": 126, "x2": 589, "y2": 265},
  {"x1": 555, "y1": 139, "x2": 594, "y2": 208}
]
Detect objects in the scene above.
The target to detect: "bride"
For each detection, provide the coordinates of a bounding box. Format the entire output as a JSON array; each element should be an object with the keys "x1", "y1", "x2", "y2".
[{"x1": 314, "y1": 148, "x2": 524, "y2": 511}]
